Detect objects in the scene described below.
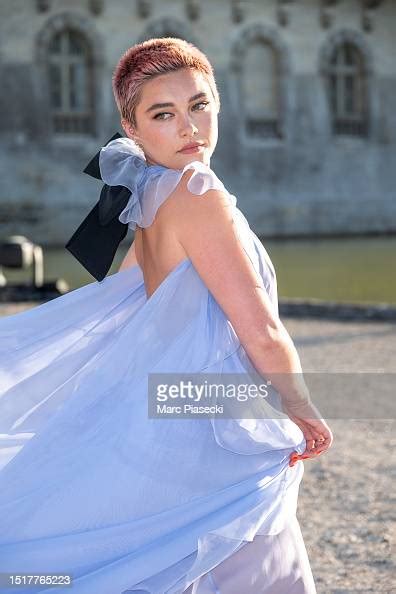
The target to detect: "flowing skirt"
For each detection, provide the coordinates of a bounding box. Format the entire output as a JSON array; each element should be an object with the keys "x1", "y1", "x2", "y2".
[
  {"x1": 183, "y1": 514, "x2": 317, "y2": 594},
  {"x1": 0, "y1": 261, "x2": 309, "y2": 593}
]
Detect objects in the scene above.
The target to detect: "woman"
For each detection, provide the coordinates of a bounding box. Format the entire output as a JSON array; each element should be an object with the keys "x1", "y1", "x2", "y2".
[{"x1": 0, "y1": 38, "x2": 332, "y2": 593}]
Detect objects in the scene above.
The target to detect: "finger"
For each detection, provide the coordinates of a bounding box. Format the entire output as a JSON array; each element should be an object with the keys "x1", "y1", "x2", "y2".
[
  {"x1": 289, "y1": 451, "x2": 301, "y2": 466},
  {"x1": 290, "y1": 453, "x2": 314, "y2": 466},
  {"x1": 312, "y1": 444, "x2": 330, "y2": 456},
  {"x1": 307, "y1": 439, "x2": 315, "y2": 450},
  {"x1": 314, "y1": 434, "x2": 332, "y2": 452},
  {"x1": 289, "y1": 451, "x2": 317, "y2": 466}
]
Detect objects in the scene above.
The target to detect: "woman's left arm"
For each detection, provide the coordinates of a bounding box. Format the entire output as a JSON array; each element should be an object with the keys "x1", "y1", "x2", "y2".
[{"x1": 118, "y1": 240, "x2": 139, "y2": 272}]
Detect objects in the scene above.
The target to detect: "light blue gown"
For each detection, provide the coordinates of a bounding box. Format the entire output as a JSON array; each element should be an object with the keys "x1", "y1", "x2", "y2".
[{"x1": 0, "y1": 138, "x2": 307, "y2": 594}]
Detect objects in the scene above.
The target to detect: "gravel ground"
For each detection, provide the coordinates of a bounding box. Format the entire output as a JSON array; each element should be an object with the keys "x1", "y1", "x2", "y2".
[
  {"x1": 282, "y1": 317, "x2": 396, "y2": 594},
  {"x1": 1, "y1": 303, "x2": 395, "y2": 593}
]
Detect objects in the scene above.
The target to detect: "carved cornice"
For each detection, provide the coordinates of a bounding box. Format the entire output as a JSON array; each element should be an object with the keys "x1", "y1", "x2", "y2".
[
  {"x1": 89, "y1": 0, "x2": 104, "y2": 16},
  {"x1": 319, "y1": 0, "x2": 338, "y2": 29},
  {"x1": 231, "y1": 1, "x2": 247, "y2": 24},
  {"x1": 138, "y1": 17, "x2": 198, "y2": 46},
  {"x1": 361, "y1": 0, "x2": 383, "y2": 7},
  {"x1": 276, "y1": 0, "x2": 295, "y2": 27},
  {"x1": 36, "y1": 0, "x2": 51, "y2": 13},
  {"x1": 185, "y1": 0, "x2": 200, "y2": 21},
  {"x1": 136, "y1": 0, "x2": 152, "y2": 19},
  {"x1": 360, "y1": 0, "x2": 383, "y2": 31}
]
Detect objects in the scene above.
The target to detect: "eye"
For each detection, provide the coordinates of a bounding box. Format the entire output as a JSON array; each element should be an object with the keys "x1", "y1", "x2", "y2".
[
  {"x1": 193, "y1": 101, "x2": 210, "y2": 110},
  {"x1": 153, "y1": 101, "x2": 210, "y2": 121}
]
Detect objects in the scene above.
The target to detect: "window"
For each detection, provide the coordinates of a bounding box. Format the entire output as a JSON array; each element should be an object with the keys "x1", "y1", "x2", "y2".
[
  {"x1": 243, "y1": 41, "x2": 281, "y2": 139},
  {"x1": 47, "y1": 29, "x2": 95, "y2": 135},
  {"x1": 327, "y1": 42, "x2": 368, "y2": 137}
]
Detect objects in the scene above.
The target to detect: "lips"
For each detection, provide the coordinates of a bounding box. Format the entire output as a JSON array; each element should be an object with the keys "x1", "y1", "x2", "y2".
[{"x1": 179, "y1": 142, "x2": 204, "y2": 152}]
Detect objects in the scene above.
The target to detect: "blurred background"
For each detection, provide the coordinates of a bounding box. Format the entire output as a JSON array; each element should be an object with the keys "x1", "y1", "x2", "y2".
[
  {"x1": 0, "y1": 5, "x2": 395, "y2": 592},
  {"x1": 0, "y1": 0, "x2": 395, "y2": 303}
]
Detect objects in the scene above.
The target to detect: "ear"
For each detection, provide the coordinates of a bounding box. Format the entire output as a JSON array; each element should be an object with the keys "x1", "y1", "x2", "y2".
[{"x1": 121, "y1": 119, "x2": 135, "y2": 140}]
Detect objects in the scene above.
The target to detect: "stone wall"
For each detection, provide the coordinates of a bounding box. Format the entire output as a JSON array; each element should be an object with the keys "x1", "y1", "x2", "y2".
[{"x1": 0, "y1": 0, "x2": 395, "y2": 245}]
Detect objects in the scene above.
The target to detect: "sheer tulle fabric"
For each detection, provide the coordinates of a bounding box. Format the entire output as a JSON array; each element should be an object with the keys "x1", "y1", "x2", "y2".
[
  {"x1": 0, "y1": 153, "x2": 306, "y2": 594},
  {"x1": 98, "y1": 136, "x2": 235, "y2": 232}
]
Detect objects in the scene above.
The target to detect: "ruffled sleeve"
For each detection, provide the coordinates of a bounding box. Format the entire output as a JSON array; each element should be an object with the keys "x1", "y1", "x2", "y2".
[
  {"x1": 98, "y1": 137, "x2": 149, "y2": 232},
  {"x1": 118, "y1": 160, "x2": 237, "y2": 231},
  {"x1": 98, "y1": 136, "x2": 147, "y2": 191}
]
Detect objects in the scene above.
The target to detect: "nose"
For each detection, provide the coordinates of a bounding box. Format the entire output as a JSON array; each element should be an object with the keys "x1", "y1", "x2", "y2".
[{"x1": 179, "y1": 114, "x2": 199, "y2": 137}]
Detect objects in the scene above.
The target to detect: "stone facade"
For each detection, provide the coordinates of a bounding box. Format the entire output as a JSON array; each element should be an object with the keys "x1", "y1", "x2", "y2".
[{"x1": 0, "y1": 0, "x2": 395, "y2": 245}]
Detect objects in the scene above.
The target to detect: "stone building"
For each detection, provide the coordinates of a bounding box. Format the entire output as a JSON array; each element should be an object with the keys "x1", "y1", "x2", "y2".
[{"x1": 0, "y1": 0, "x2": 395, "y2": 245}]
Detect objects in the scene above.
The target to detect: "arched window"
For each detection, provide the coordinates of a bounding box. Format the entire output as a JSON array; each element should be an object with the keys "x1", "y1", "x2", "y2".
[
  {"x1": 47, "y1": 28, "x2": 95, "y2": 134},
  {"x1": 243, "y1": 41, "x2": 281, "y2": 138},
  {"x1": 327, "y1": 42, "x2": 368, "y2": 137}
]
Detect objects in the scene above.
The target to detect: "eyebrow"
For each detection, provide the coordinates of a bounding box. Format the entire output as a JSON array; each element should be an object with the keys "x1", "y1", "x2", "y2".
[{"x1": 145, "y1": 92, "x2": 209, "y2": 113}]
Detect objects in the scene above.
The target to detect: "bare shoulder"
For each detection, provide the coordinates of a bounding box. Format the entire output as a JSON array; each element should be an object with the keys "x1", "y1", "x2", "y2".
[{"x1": 164, "y1": 167, "x2": 231, "y2": 232}]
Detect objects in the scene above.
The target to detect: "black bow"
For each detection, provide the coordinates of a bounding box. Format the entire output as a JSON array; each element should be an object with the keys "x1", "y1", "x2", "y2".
[{"x1": 65, "y1": 132, "x2": 133, "y2": 282}]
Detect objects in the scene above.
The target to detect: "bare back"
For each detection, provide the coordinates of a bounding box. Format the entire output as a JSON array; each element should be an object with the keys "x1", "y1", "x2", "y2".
[{"x1": 133, "y1": 187, "x2": 189, "y2": 299}]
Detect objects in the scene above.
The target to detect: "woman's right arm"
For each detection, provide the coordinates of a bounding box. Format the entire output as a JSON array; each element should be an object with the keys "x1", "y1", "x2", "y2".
[
  {"x1": 171, "y1": 170, "x2": 309, "y2": 405},
  {"x1": 170, "y1": 170, "x2": 333, "y2": 460}
]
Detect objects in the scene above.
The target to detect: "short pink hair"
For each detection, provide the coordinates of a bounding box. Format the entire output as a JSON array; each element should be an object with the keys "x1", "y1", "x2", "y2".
[{"x1": 112, "y1": 37, "x2": 221, "y2": 128}]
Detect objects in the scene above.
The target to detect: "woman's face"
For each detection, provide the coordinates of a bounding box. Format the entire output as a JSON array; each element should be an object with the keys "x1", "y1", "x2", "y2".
[{"x1": 122, "y1": 68, "x2": 218, "y2": 170}]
